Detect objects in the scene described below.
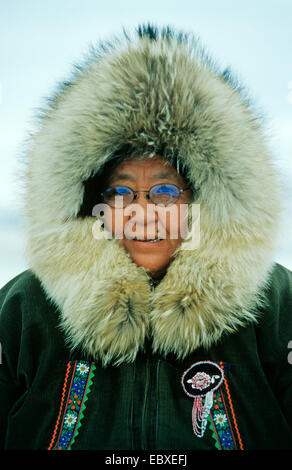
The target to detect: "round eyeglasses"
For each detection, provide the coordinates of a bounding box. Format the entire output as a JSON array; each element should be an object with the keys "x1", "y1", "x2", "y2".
[{"x1": 100, "y1": 183, "x2": 190, "y2": 208}]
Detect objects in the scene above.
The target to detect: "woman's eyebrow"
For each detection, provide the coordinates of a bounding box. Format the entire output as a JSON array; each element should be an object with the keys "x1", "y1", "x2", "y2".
[{"x1": 109, "y1": 170, "x2": 177, "y2": 183}]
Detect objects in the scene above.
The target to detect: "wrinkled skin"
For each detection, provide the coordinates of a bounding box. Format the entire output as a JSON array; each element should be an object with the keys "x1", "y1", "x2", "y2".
[{"x1": 103, "y1": 155, "x2": 193, "y2": 279}]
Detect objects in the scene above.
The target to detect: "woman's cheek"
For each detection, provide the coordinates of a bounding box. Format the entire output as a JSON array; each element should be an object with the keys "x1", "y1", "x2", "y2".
[
  {"x1": 103, "y1": 208, "x2": 125, "y2": 239},
  {"x1": 157, "y1": 204, "x2": 185, "y2": 240}
]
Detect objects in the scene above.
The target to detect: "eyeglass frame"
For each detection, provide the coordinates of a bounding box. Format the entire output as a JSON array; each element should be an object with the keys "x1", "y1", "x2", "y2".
[{"x1": 100, "y1": 183, "x2": 191, "y2": 207}]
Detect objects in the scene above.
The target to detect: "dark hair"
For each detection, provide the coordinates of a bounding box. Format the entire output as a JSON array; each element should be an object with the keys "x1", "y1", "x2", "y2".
[{"x1": 78, "y1": 155, "x2": 126, "y2": 217}]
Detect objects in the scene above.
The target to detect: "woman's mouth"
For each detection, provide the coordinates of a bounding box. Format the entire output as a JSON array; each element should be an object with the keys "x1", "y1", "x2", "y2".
[{"x1": 129, "y1": 237, "x2": 165, "y2": 245}]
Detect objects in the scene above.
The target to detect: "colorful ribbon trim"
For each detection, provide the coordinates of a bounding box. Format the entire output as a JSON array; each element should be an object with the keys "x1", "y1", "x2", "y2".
[{"x1": 48, "y1": 360, "x2": 96, "y2": 450}]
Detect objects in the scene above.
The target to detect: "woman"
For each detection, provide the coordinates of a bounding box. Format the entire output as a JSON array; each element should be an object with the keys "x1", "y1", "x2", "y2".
[{"x1": 0, "y1": 24, "x2": 292, "y2": 450}]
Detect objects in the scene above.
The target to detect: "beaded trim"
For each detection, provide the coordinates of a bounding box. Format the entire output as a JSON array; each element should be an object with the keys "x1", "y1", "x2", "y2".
[
  {"x1": 48, "y1": 361, "x2": 96, "y2": 450},
  {"x1": 209, "y1": 387, "x2": 237, "y2": 449},
  {"x1": 209, "y1": 362, "x2": 244, "y2": 450}
]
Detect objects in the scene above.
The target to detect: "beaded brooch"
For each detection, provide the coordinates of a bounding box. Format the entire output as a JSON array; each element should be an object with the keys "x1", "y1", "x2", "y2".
[{"x1": 181, "y1": 361, "x2": 244, "y2": 450}]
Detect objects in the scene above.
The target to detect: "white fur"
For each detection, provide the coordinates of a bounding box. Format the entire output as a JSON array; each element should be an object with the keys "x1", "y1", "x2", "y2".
[{"x1": 24, "y1": 28, "x2": 283, "y2": 365}]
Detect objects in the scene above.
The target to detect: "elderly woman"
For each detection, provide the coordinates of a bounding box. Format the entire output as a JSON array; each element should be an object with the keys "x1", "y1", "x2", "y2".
[{"x1": 0, "y1": 24, "x2": 292, "y2": 451}]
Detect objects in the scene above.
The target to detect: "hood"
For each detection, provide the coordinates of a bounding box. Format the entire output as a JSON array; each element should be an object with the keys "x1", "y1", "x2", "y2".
[{"x1": 24, "y1": 24, "x2": 283, "y2": 366}]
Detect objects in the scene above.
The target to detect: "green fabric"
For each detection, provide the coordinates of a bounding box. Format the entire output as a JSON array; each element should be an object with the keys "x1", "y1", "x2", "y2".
[{"x1": 0, "y1": 263, "x2": 292, "y2": 450}]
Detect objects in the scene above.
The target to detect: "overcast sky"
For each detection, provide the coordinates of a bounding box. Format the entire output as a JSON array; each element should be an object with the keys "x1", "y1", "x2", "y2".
[{"x1": 0, "y1": 0, "x2": 291, "y2": 286}]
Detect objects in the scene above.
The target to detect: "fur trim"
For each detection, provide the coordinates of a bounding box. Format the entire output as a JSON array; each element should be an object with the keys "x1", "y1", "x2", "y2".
[{"x1": 25, "y1": 25, "x2": 283, "y2": 365}]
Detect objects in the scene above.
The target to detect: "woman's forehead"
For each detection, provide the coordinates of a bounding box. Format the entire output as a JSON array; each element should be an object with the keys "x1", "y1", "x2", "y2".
[{"x1": 108, "y1": 156, "x2": 182, "y2": 182}]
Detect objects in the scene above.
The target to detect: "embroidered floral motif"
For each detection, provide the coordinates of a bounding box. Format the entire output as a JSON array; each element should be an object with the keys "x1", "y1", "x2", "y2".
[
  {"x1": 76, "y1": 363, "x2": 90, "y2": 375},
  {"x1": 64, "y1": 413, "x2": 78, "y2": 428},
  {"x1": 48, "y1": 361, "x2": 96, "y2": 450},
  {"x1": 213, "y1": 412, "x2": 227, "y2": 427},
  {"x1": 187, "y1": 371, "x2": 220, "y2": 390}
]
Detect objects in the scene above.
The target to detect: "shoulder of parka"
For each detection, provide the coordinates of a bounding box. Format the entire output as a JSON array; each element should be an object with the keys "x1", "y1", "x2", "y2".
[
  {"x1": 255, "y1": 262, "x2": 292, "y2": 363},
  {"x1": 0, "y1": 270, "x2": 68, "y2": 386},
  {"x1": 0, "y1": 270, "x2": 53, "y2": 330}
]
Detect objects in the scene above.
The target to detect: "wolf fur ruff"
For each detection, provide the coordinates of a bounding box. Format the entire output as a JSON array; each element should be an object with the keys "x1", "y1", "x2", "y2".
[{"x1": 24, "y1": 25, "x2": 283, "y2": 365}]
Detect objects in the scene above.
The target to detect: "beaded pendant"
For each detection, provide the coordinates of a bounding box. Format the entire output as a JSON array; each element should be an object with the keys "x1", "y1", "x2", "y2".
[{"x1": 181, "y1": 361, "x2": 224, "y2": 438}]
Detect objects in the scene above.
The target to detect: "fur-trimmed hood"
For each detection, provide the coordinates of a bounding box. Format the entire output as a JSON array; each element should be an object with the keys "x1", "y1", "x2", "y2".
[{"x1": 24, "y1": 24, "x2": 282, "y2": 366}]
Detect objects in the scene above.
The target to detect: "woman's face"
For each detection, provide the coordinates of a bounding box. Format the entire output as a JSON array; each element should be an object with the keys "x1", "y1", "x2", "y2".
[{"x1": 102, "y1": 155, "x2": 192, "y2": 278}]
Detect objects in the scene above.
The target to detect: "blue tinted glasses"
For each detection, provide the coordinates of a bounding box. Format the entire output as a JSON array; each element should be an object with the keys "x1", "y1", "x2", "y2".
[{"x1": 101, "y1": 183, "x2": 190, "y2": 208}]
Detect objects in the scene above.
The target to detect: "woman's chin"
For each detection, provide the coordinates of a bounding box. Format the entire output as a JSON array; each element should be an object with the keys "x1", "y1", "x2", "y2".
[
  {"x1": 123, "y1": 248, "x2": 169, "y2": 277},
  {"x1": 118, "y1": 237, "x2": 182, "y2": 278}
]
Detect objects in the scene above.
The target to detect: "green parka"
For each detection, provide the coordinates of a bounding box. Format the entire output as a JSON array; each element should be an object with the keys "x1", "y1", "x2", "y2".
[{"x1": 1, "y1": 264, "x2": 292, "y2": 450}]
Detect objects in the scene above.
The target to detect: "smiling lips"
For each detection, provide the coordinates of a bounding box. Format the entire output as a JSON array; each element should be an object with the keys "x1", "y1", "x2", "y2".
[
  {"x1": 130, "y1": 238, "x2": 165, "y2": 244},
  {"x1": 132, "y1": 237, "x2": 163, "y2": 241}
]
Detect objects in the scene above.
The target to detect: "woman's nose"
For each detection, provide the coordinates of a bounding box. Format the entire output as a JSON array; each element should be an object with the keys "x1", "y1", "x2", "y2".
[
  {"x1": 133, "y1": 192, "x2": 151, "y2": 204},
  {"x1": 125, "y1": 193, "x2": 157, "y2": 227}
]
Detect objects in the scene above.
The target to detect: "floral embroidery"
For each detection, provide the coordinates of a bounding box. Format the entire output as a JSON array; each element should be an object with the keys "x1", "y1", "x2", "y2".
[
  {"x1": 214, "y1": 413, "x2": 227, "y2": 427},
  {"x1": 187, "y1": 371, "x2": 220, "y2": 390},
  {"x1": 48, "y1": 360, "x2": 96, "y2": 450},
  {"x1": 76, "y1": 363, "x2": 90, "y2": 375},
  {"x1": 209, "y1": 387, "x2": 238, "y2": 449},
  {"x1": 64, "y1": 413, "x2": 78, "y2": 428},
  {"x1": 220, "y1": 429, "x2": 234, "y2": 449}
]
